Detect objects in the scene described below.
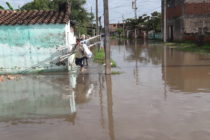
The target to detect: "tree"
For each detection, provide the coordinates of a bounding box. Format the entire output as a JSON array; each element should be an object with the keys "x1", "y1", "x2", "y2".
[
  {"x1": 6, "y1": 2, "x2": 14, "y2": 10},
  {"x1": 21, "y1": 0, "x2": 51, "y2": 10},
  {"x1": 21, "y1": 0, "x2": 94, "y2": 35},
  {"x1": 0, "y1": 5, "x2": 4, "y2": 10},
  {"x1": 0, "y1": 2, "x2": 14, "y2": 10},
  {"x1": 125, "y1": 12, "x2": 161, "y2": 33},
  {"x1": 148, "y1": 11, "x2": 161, "y2": 32},
  {"x1": 116, "y1": 28, "x2": 123, "y2": 38}
]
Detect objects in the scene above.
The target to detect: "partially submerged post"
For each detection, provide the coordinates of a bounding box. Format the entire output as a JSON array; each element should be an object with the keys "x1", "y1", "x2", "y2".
[{"x1": 103, "y1": 0, "x2": 111, "y2": 74}]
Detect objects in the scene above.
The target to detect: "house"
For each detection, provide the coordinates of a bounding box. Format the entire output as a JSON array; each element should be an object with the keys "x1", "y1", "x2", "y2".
[
  {"x1": 0, "y1": 4, "x2": 76, "y2": 74},
  {"x1": 164, "y1": 0, "x2": 210, "y2": 42},
  {"x1": 109, "y1": 23, "x2": 124, "y2": 36}
]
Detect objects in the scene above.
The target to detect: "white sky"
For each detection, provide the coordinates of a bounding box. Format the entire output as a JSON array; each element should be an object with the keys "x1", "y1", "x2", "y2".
[
  {"x1": 84, "y1": 0, "x2": 161, "y2": 23},
  {"x1": 0, "y1": 0, "x2": 161, "y2": 23}
]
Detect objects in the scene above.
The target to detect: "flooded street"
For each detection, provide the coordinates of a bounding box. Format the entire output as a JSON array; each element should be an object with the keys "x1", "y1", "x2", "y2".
[{"x1": 1, "y1": 39, "x2": 210, "y2": 140}]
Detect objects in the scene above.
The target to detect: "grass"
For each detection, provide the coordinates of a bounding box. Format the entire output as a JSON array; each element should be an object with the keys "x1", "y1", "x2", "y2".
[
  {"x1": 111, "y1": 71, "x2": 122, "y2": 75},
  {"x1": 93, "y1": 48, "x2": 117, "y2": 67},
  {"x1": 110, "y1": 35, "x2": 129, "y2": 40},
  {"x1": 165, "y1": 42, "x2": 210, "y2": 54}
]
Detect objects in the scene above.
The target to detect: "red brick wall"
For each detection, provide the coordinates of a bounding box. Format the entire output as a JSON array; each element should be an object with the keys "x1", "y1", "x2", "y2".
[
  {"x1": 167, "y1": 2, "x2": 210, "y2": 19},
  {"x1": 167, "y1": 6, "x2": 182, "y2": 19},
  {"x1": 185, "y1": 3, "x2": 210, "y2": 15}
]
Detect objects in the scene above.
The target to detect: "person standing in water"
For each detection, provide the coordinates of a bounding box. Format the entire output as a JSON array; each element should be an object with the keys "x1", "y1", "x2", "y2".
[
  {"x1": 73, "y1": 38, "x2": 86, "y2": 72},
  {"x1": 80, "y1": 34, "x2": 89, "y2": 66}
]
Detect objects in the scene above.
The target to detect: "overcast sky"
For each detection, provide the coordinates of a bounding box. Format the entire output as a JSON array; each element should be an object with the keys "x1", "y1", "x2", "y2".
[{"x1": 0, "y1": 0, "x2": 161, "y2": 23}]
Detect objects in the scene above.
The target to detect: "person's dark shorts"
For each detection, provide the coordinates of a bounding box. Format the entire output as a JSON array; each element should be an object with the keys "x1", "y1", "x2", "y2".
[{"x1": 75, "y1": 58, "x2": 84, "y2": 67}]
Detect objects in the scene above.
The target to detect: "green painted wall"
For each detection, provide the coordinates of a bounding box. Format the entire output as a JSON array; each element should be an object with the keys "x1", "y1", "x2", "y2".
[{"x1": 0, "y1": 24, "x2": 68, "y2": 73}]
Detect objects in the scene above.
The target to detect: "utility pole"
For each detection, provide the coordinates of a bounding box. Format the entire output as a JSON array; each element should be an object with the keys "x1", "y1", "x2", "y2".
[
  {"x1": 132, "y1": 0, "x2": 138, "y2": 38},
  {"x1": 122, "y1": 15, "x2": 125, "y2": 37},
  {"x1": 91, "y1": 7, "x2": 95, "y2": 36},
  {"x1": 96, "y1": 0, "x2": 99, "y2": 35},
  {"x1": 132, "y1": 0, "x2": 138, "y2": 19},
  {"x1": 163, "y1": 0, "x2": 167, "y2": 42},
  {"x1": 104, "y1": 0, "x2": 111, "y2": 74},
  {"x1": 99, "y1": 16, "x2": 102, "y2": 33}
]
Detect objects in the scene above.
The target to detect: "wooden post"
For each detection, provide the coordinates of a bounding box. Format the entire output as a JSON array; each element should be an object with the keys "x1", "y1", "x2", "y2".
[
  {"x1": 104, "y1": 0, "x2": 111, "y2": 74},
  {"x1": 96, "y1": 0, "x2": 99, "y2": 35},
  {"x1": 105, "y1": 75, "x2": 115, "y2": 140},
  {"x1": 132, "y1": 0, "x2": 138, "y2": 39},
  {"x1": 122, "y1": 15, "x2": 125, "y2": 37},
  {"x1": 163, "y1": 0, "x2": 167, "y2": 42}
]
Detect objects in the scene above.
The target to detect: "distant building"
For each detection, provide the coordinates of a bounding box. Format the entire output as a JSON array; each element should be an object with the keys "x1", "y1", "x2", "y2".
[
  {"x1": 164, "y1": 0, "x2": 210, "y2": 42},
  {"x1": 0, "y1": 4, "x2": 76, "y2": 74},
  {"x1": 109, "y1": 23, "x2": 124, "y2": 36}
]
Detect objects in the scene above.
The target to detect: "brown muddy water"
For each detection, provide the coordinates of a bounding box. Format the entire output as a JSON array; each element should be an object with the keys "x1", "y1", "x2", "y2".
[{"x1": 1, "y1": 40, "x2": 210, "y2": 140}]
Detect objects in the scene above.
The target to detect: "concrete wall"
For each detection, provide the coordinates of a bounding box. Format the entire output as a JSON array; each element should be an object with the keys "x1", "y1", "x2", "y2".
[
  {"x1": 0, "y1": 23, "x2": 75, "y2": 74},
  {"x1": 184, "y1": 16, "x2": 210, "y2": 34},
  {"x1": 166, "y1": 0, "x2": 184, "y2": 41}
]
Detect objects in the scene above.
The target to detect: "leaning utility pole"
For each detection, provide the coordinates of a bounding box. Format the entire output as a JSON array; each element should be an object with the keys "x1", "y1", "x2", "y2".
[
  {"x1": 96, "y1": 0, "x2": 99, "y2": 35},
  {"x1": 104, "y1": 0, "x2": 111, "y2": 74},
  {"x1": 163, "y1": 0, "x2": 167, "y2": 42}
]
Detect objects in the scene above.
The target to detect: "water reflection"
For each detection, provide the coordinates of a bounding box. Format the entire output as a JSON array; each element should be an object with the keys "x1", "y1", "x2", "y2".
[
  {"x1": 106, "y1": 75, "x2": 115, "y2": 140},
  {"x1": 111, "y1": 39, "x2": 210, "y2": 93},
  {"x1": 125, "y1": 40, "x2": 163, "y2": 65},
  {"x1": 0, "y1": 72, "x2": 95, "y2": 123},
  {"x1": 163, "y1": 48, "x2": 210, "y2": 93}
]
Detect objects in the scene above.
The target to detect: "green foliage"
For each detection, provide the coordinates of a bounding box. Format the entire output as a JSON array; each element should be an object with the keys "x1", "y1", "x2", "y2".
[
  {"x1": 116, "y1": 28, "x2": 123, "y2": 37},
  {"x1": 0, "y1": 2, "x2": 14, "y2": 10},
  {"x1": 0, "y1": 5, "x2": 4, "y2": 10},
  {"x1": 21, "y1": 0, "x2": 94, "y2": 34},
  {"x1": 21, "y1": 0, "x2": 51, "y2": 10},
  {"x1": 165, "y1": 42, "x2": 210, "y2": 54},
  {"x1": 111, "y1": 60, "x2": 117, "y2": 67},
  {"x1": 93, "y1": 49, "x2": 105, "y2": 64},
  {"x1": 6, "y1": 2, "x2": 14, "y2": 10},
  {"x1": 111, "y1": 71, "x2": 122, "y2": 75},
  {"x1": 125, "y1": 11, "x2": 161, "y2": 33},
  {"x1": 93, "y1": 48, "x2": 117, "y2": 67}
]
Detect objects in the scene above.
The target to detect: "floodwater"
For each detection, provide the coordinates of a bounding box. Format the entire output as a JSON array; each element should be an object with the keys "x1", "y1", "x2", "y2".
[{"x1": 1, "y1": 40, "x2": 210, "y2": 140}]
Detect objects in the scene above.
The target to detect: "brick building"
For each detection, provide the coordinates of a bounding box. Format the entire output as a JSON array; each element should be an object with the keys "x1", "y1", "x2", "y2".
[{"x1": 164, "y1": 0, "x2": 210, "y2": 42}]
